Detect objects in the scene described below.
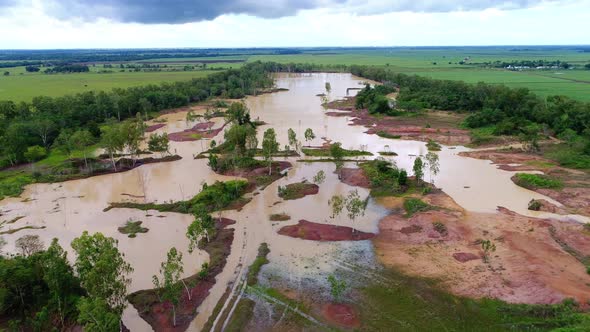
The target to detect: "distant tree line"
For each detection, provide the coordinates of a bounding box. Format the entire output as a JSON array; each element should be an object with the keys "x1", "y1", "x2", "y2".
[
  {"x1": 0, "y1": 61, "x2": 44, "y2": 69},
  {"x1": 43, "y1": 64, "x2": 90, "y2": 74},
  {"x1": 0, "y1": 62, "x2": 274, "y2": 167},
  {"x1": 473, "y1": 60, "x2": 572, "y2": 69}
]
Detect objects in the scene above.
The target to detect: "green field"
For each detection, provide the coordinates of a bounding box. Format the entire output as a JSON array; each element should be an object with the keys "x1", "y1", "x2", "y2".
[
  {"x1": 0, "y1": 69, "x2": 215, "y2": 101},
  {"x1": 1, "y1": 47, "x2": 589, "y2": 102}
]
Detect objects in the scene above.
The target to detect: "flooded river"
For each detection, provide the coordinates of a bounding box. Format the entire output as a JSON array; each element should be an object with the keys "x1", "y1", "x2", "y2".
[{"x1": 0, "y1": 73, "x2": 587, "y2": 331}]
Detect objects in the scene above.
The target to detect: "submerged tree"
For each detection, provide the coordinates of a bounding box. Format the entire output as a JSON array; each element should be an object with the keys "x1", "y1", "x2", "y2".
[
  {"x1": 262, "y1": 128, "x2": 279, "y2": 175},
  {"x1": 313, "y1": 170, "x2": 326, "y2": 184},
  {"x1": 413, "y1": 157, "x2": 424, "y2": 184},
  {"x1": 330, "y1": 142, "x2": 345, "y2": 178},
  {"x1": 148, "y1": 133, "x2": 170, "y2": 157},
  {"x1": 481, "y1": 240, "x2": 496, "y2": 263},
  {"x1": 100, "y1": 123, "x2": 125, "y2": 171},
  {"x1": 425, "y1": 152, "x2": 440, "y2": 185},
  {"x1": 304, "y1": 128, "x2": 315, "y2": 146},
  {"x1": 152, "y1": 247, "x2": 184, "y2": 327},
  {"x1": 71, "y1": 129, "x2": 95, "y2": 171},
  {"x1": 287, "y1": 128, "x2": 298, "y2": 152},
  {"x1": 187, "y1": 207, "x2": 215, "y2": 251}
]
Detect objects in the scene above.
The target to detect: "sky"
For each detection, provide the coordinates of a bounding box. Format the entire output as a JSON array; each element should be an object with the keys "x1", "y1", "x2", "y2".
[{"x1": 0, "y1": 0, "x2": 588, "y2": 49}]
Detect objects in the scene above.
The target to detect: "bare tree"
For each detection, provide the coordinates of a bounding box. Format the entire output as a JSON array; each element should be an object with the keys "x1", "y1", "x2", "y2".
[{"x1": 15, "y1": 234, "x2": 44, "y2": 256}]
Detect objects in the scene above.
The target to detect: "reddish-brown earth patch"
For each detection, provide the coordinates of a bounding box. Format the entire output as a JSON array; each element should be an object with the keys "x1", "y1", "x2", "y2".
[
  {"x1": 321, "y1": 303, "x2": 360, "y2": 329},
  {"x1": 339, "y1": 167, "x2": 371, "y2": 188},
  {"x1": 146, "y1": 123, "x2": 166, "y2": 132},
  {"x1": 325, "y1": 97, "x2": 472, "y2": 145},
  {"x1": 278, "y1": 220, "x2": 375, "y2": 241},
  {"x1": 452, "y1": 252, "x2": 480, "y2": 263},
  {"x1": 168, "y1": 122, "x2": 227, "y2": 142},
  {"x1": 373, "y1": 191, "x2": 590, "y2": 305},
  {"x1": 461, "y1": 149, "x2": 590, "y2": 216},
  {"x1": 128, "y1": 218, "x2": 235, "y2": 332}
]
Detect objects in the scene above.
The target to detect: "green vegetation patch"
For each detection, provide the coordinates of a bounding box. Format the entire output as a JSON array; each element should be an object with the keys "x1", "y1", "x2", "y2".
[
  {"x1": 360, "y1": 267, "x2": 590, "y2": 331},
  {"x1": 247, "y1": 243, "x2": 270, "y2": 286},
  {"x1": 359, "y1": 159, "x2": 412, "y2": 197},
  {"x1": 301, "y1": 147, "x2": 372, "y2": 157},
  {"x1": 403, "y1": 198, "x2": 432, "y2": 217},
  {"x1": 513, "y1": 173, "x2": 563, "y2": 190},
  {"x1": 225, "y1": 298, "x2": 256, "y2": 332},
  {"x1": 117, "y1": 220, "x2": 149, "y2": 238},
  {"x1": 426, "y1": 139, "x2": 442, "y2": 151},
  {"x1": 269, "y1": 213, "x2": 291, "y2": 221},
  {"x1": 376, "y1": 131, "x2": 401, "y2": 139},
  {"x1": 277, "y1": 182, "x2": 318, "y2": 200},
  {"x1": 107, "y1": 180, "x2": 250, "y2": 214},
  {"x1": 378, "y1": 151, "x2": 398, "y2": 156}
]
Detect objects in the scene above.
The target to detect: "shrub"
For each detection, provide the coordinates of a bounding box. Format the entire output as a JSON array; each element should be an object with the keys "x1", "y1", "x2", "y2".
[
  {"x1": 514, "y1": 173, "x2": 562, "y2": 190},
  {"x1": 403, "y1": 198, "x2": 431, "y2": 217},
  {"x1": 528, "y1": 199, "x2": 542, "y2": 211},
  {"x1": 432, "y1": 222, "x2": 448, "y2": 236}
]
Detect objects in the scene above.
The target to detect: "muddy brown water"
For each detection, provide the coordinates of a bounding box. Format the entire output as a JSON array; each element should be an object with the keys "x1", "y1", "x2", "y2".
[{"x1": 1, "y1": 73, "x2": 587, "y2": 331}]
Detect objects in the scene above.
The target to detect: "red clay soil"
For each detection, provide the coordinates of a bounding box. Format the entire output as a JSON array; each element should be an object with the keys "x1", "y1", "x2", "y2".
[
  {"x1": 452, "y1": 252, "x2": 480, "y2": 263},
  {"x1": 146, "y1": 123, "x2": 166, "y2": 132},
  {"x1": 373, "y1": 190, "x2": 590, "y2": 306},
  {"x1": 168, "y1": 122, "x2": 227, "y2": 142},
  {"x1": 325, "y1": 99, "x2": 471, "y2": 145},
  {"x1": 321, "y1": 303, "x2": 360, "y2": 329},
  {"x1": 460, "y1": 149, "x2": 590, "y2": 217},
  {"x1": 128, "y1": 218, "x2": 235, "y2": 332},
  {"x1": 218, "y1": 161, "x2": 292, "y2": 188},
  {"x1": 339, "y1": 168, "x2": 371, "y2": 188},
  {"x1": 278, "y1": 220, "x2": 375, "y2": 242}
]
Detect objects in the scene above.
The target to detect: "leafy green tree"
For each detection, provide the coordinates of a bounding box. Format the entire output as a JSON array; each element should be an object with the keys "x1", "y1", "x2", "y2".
[
  {"x1": 225, "y1": 102, "x2": 251, "y2": 126},
  {"x1": 187, "y1": 207, "x2": 215, "y2": 250},
  {"x1": 520, "y1": 124, "x2": 541, "y2": 153},
  {"x1": 288, "y1": 128, "x2": 297, "y2": 151},
  {"x1": 152, "y1": 247, "x2": 184, "y2": 327},
  {"x1": 71, "y1": 231, "x2": 133, "y2": 331},
  {"x1": 313, "y1": 170, "x2": 326, "y2": 184},
  {"x1": 100, "y1": 123, "x2": 125, "y2": 171},
  {"x1": 32, "y1": 117, "x2": 56, "y2": 149},
  {"x1": 328, "y1": 194, "x2": 345, "y2": 219},
  {"x1": 330, "y1": 142, "x2": 345, "y2": 178},
  {"x1": 71, "y1": 129, "x2": 95, "y2": 170},
  {"x1": 425, "y1": 152, "x2": 440, "y2": 185},
  {"x1": 345, "y1": 190, "x2": 368, "y2": 228},
  {"x1": 76, "y1": 297, "x2": 120, "y2": 332},
  {"x1": 24, "y1": 145, "x2": 47, "y2": 167},
  {"x1": 304, "y1": 128, "x2": 315, "y2": 146},
  {"x1": 148, "y1": 133, "x2": 170, "y2": 156},
  {"x1": 121, "y1": 115, "x2": 147, "y2": 164},
  {"x1": 42, "y1": 238, "x2": 83, "y2": 328},
  {"x1": 413, "y1": 157, "x2": 424, "y2": 184},
  {"x1": 53, "y1": 129, "x2": 75, "y2": 157},
  {"x1": 262, "y1": 128, "x2": 279, "y2": 175},
  {"x1": 327, "y1": 275, "x2": 346, "y2": 302}
]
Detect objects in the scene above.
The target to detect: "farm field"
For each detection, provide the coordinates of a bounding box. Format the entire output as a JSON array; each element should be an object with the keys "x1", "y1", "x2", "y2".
[
  {"x1": 0, "y1": 69, "x2": 216, "y2": 101},
  {"x1": 0, "y1": 47, "x2": 589, "y2": 102}
]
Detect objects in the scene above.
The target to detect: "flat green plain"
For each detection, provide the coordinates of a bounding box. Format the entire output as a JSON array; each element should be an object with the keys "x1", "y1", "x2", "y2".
[{"x1": 1, "y1": 47, "x2": 589, "y2": 102}]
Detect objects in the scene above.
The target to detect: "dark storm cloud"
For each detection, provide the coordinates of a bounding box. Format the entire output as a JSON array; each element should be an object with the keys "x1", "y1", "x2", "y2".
[
  {"x1": 41, "y1": 0, "x2": 566, "y2": 24},
  {"x1": 43, "y1": 0, "x2": 344, "y2": 24}
]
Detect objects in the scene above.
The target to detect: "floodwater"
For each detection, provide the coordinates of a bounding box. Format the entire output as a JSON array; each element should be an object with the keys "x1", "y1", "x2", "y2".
[{"x1": 0, "y1": 73, "x2": 587, "y2": 331}]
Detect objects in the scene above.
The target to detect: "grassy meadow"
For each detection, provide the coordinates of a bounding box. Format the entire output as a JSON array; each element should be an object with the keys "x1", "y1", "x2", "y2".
[{"x1": 0, "y1": 47, "x2": 589, "y2": 102}]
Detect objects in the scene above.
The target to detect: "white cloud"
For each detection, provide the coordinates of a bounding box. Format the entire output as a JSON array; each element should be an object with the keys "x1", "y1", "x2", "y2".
[{"x1": 0, "y1": 0, "x2": 587, "y2": 48}]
